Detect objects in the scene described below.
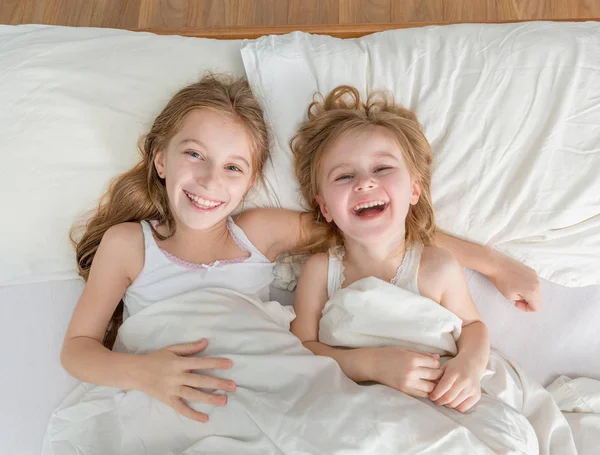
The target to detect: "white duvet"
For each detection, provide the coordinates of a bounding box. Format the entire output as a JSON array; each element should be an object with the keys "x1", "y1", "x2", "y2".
[
  {"x1": 40, "y1": 288, "x2": 519, "y2": 454},
  {"x1": 42, "y1": 285, "x2": 599, "y2": 454},
  {"x1": 319, "y1": 277, "x2": 600, "y2": 454}
]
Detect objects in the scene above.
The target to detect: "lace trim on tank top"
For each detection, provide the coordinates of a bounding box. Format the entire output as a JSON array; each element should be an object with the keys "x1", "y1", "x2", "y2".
[
  {"x1": 331, "y1": 246, "x2": 346, "y2": 293},
  {"x1": 333, "y1": 242, "x2": 414, "y2": 291},
  {"x1": 390, "y1": 243, "x2": 414, "y2": 286},
  {"x1": 150, "y1": 218, "x2": 251, "y2": 270}
]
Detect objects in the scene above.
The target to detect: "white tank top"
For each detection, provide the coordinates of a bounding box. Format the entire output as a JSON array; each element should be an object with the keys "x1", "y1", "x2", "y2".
[
  {"x1": 327, "y1": 242, "x2": 423, "y2": 299},
  {"x1": 123, "y1": 218, "x2": 275, "y2": 319}
]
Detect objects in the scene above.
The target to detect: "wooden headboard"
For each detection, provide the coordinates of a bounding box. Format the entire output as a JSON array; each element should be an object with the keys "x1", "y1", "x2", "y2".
[{"x1": 135, "y1": 19, "x2": 598, "y2": 40}]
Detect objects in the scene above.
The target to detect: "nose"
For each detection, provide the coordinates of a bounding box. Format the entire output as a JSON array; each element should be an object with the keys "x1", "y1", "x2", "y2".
[
  {"x1": 353, "y1": 173, "x2": 377, "y2": 192},
  {"x1": 196, "y1": 163, "x2": 220, "y2": 190}
]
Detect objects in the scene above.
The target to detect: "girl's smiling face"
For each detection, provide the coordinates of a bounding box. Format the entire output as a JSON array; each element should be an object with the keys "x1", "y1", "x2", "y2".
[
  {"x1": 316, "y1": 125, "x2": 421, "y2": 245},
  {"x1": 154, "y1": 109, "x2": 255, "y2": 231}
]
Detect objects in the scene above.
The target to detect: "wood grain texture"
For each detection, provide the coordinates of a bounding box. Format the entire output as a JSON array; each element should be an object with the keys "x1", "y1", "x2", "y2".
[
  {"x1": 2, "y1": 0, "x2": 47, "y2": 24},
  {"x1": 340, "y1": 0, "x2": 391, "y2": 23},
  {"x1": 42, "y1": 0, "x2": 141, "y2": 28},
  {"x1": 392, "y1": 0, "x2": 443, "y2": 23},
  {"x1": 187, "y1": 0, "x2": 239, "y2": 27},
  {"x1": 236, "y1": 0, "x2": 289, "y2": 26},
  {"x1": 1, "y1": 0, "x2": 598, "y2": 28},
  {"x1": 136, "y1": 17, "x2": 593, "y2": 39},
  {"x1": 288, "y1": 0, "x2": 339, "y2": 25},
  {"x1": 139, "y1": 0, "x2": 188, "y2": 28}
]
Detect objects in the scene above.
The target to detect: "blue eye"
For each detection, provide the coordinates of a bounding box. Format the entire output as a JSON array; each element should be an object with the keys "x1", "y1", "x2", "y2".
[
  {"x1": 226, "y1": 165, "x2": 242, "y2": 172},
  {"x1": 186, "y1": 150, "x2": 202, "y2": 159}
]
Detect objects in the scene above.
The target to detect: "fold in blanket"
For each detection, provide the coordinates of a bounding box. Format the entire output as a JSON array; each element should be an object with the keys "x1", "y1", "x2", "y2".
[
  {"x1": 43, "y1": 286, "x2": 546, "y2": 454},
  {"x1": 320, "y1": 277, "x2": 600, "y2": 455}
]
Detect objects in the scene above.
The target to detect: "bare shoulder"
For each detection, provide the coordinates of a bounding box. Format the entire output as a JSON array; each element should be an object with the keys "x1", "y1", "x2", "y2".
[
  {"x1": 418, "y1": 245, "x2": 462, "y2": 301},
  {"x1": 421, "y1": 245, "x2": 460, "y2": 271},
  {"x1": 294, "y1": 252, "x2": 329, "y2": 312},
  {"x1": 235, "y1": 207, "x2": 269, "y2": 227},
  {"x1": 97, "y1": 222, "x2": 145, "y2": 283},
  {"x1": 102, "y1": 222, "x2": 144, "y2": 244},
  {"x1": 303, "y1": 251, "x2": 329, "y2": 275},
  {"x1": 296, "y1": 252, "x2": 329, "y2": 297},
  {"x1": 236, "y1": 208, "x2": 306, "y2": 260}
]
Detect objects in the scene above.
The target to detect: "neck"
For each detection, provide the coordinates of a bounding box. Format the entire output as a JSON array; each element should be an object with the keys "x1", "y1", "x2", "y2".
[
  {"x1": 344, "y1": 231, "x2": 407, "y2": 266},
  {"x1": 156, "y1": 217, "x2": 233, "y2": 263},
  {"x1": 172, "y1": 219, "x2": 230, "y2": 248}
]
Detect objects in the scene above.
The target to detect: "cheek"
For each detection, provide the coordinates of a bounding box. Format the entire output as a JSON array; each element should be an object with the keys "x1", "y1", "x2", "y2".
[
  {"x1": 165, "y1": 158, "x2": 188, "y2": 181},
  {"x1": 383, "y1": 175, "x2": 411, "y2": 200},
  {"x1": 322, "y1": 185, "x2": 340, "y2": 202},
  {"x1": 228, "y1": 174, "x2": 253, "y2": 196},
  {"x1": 323, "y1": 186, "x2": 349, "y2": 215}
]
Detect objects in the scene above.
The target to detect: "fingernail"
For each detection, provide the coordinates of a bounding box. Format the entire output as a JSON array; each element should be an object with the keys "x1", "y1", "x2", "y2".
[
  {"x1": 199, "y1": 415, "x2": 208, "y2": 423},
  {"x1": 227, "y1": 382, "x2": 236, "y2": 392},
  {"x1": 219, "y1": 396, "x2": 228, "y2": 406}
]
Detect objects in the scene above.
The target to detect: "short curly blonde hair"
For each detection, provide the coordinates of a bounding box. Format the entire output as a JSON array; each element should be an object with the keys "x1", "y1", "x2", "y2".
[{"x1": 291, "y1": 85, "x2": 435, "y2": 253}]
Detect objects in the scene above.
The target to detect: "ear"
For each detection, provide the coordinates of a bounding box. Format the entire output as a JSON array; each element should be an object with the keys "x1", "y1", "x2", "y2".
[
  {"x1": 154, "y1": 149, "x2": 165, "y2": 179},
  {"x1": 315, "y1": 194, "x2": 333, "y2": 222},
  {"x1": 410, "y1": 180, "x2": 422, "y2": 205}
]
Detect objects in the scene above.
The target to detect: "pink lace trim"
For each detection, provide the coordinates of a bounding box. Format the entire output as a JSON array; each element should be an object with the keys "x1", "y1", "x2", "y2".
[
  {"x1": 151, "y1": 218, "x2": 251, "y2": 271},
  {"x1": 158, "y1": 248, "x2": 248, "y2": 270}
]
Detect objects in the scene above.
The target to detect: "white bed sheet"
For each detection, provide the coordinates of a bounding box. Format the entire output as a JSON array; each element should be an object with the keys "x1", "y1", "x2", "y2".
[{"x1": 2, "y1": 276, "x2": 598, "y2": 454}]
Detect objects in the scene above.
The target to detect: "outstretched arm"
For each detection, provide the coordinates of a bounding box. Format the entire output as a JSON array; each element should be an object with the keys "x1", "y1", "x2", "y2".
[{"x1": 436, "y1": 231, "x2": 542, "y2": 311}]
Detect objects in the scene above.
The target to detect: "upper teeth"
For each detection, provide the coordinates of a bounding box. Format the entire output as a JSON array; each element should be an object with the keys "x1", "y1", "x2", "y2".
[
  {"x1": 186, "y1": 191, "x2": 221, "y2": 208},
  {"x1": 353, "y1": 201, "x2": 386, "y2": 211}
]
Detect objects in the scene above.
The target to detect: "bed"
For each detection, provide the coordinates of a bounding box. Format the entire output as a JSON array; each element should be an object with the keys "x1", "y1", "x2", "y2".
[{"x1": 1, "y1": 21, "x2": 599, "y2": 454}]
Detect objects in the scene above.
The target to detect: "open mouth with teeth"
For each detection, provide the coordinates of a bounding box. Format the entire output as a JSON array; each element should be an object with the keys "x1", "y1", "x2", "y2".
[
  {"x1": 184, "y1": 190, "x2": 224, "y2": 211},
  {"x1": 352, "y1": 201, "x2": 389, "y2": 217}
]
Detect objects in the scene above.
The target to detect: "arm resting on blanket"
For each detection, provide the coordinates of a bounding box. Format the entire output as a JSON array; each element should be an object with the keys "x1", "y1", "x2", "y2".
[
  {"x1": 62, "y1": 336, "x2": 148, "y2": 389},
  {"x1": 456, "y1": 321, "x2": 490, "y2": 377},
  {"x1": 62, "y1": 223, "x2": 234, "y2": 423},
  {"x1": 292, "y1": 253, "x2": 443, "y2": 398},
  {"x1": 436, "y1": 231, "x2": 542, "y2": 311},
  {"x1": 432, "y1": 247, "x2": 490, "y2": 372},
  {"x1": 426, "y1": 248, "x2": 490, "y2": 411},
  {"x1": 302, "y1": 341, "x2": 373, "y2": 382}
]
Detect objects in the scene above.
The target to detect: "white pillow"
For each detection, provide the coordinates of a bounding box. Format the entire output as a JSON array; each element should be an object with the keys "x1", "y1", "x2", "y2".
[
  {"x1": 0, "y1": 25, "x2": 254, "y2": 285},
  {"x1": 241, "y1": 23, "x2": 600, "y2": 287}
]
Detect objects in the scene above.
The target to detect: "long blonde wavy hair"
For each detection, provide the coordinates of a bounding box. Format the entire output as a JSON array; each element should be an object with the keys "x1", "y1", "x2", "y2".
[
  {"x1": 72, "y1": 74, "x2": 270, "y2": 348},
  {"x1": 291, "y1": 85, "x2": 435, "y2": 254}
]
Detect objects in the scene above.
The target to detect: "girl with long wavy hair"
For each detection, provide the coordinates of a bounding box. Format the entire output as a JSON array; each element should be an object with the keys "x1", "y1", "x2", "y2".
[{"x1": 61, "y1": 74, "x2": 311, "y2": 423}]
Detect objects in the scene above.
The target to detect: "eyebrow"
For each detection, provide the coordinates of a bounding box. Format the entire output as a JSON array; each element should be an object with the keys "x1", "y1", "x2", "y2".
[
  {"x1": 180, "y1": 138, "x2": 207, "y2": 149},
  {"x1": 179, "y1": 138, "x2": 251, "y2": 168},
  {"x1": 327, "y1": 163, "x2": 350, "y2": 179},
  {"x1": 326, "y1": 151, "x2": 399, "y2": 179}
]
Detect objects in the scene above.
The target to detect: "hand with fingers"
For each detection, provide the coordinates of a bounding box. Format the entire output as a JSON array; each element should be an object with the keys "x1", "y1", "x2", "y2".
[
  {"x1": 136, "y1": 338, "x2": 236, "y2": 422},
  {"x1": 369, "y1": 347, "x2": 443, "y2": 398},
  {"x1": 488, "y1": 250, "x2": 542, "y2": 312},
  {"x1": 429, "y1": 355, "x2": 482, "y2": 413}
]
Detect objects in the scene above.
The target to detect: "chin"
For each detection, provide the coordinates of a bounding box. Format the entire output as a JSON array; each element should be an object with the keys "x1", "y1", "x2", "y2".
[{"x1": 343, "y1": 223, "x2": 399, "y2": 244}]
